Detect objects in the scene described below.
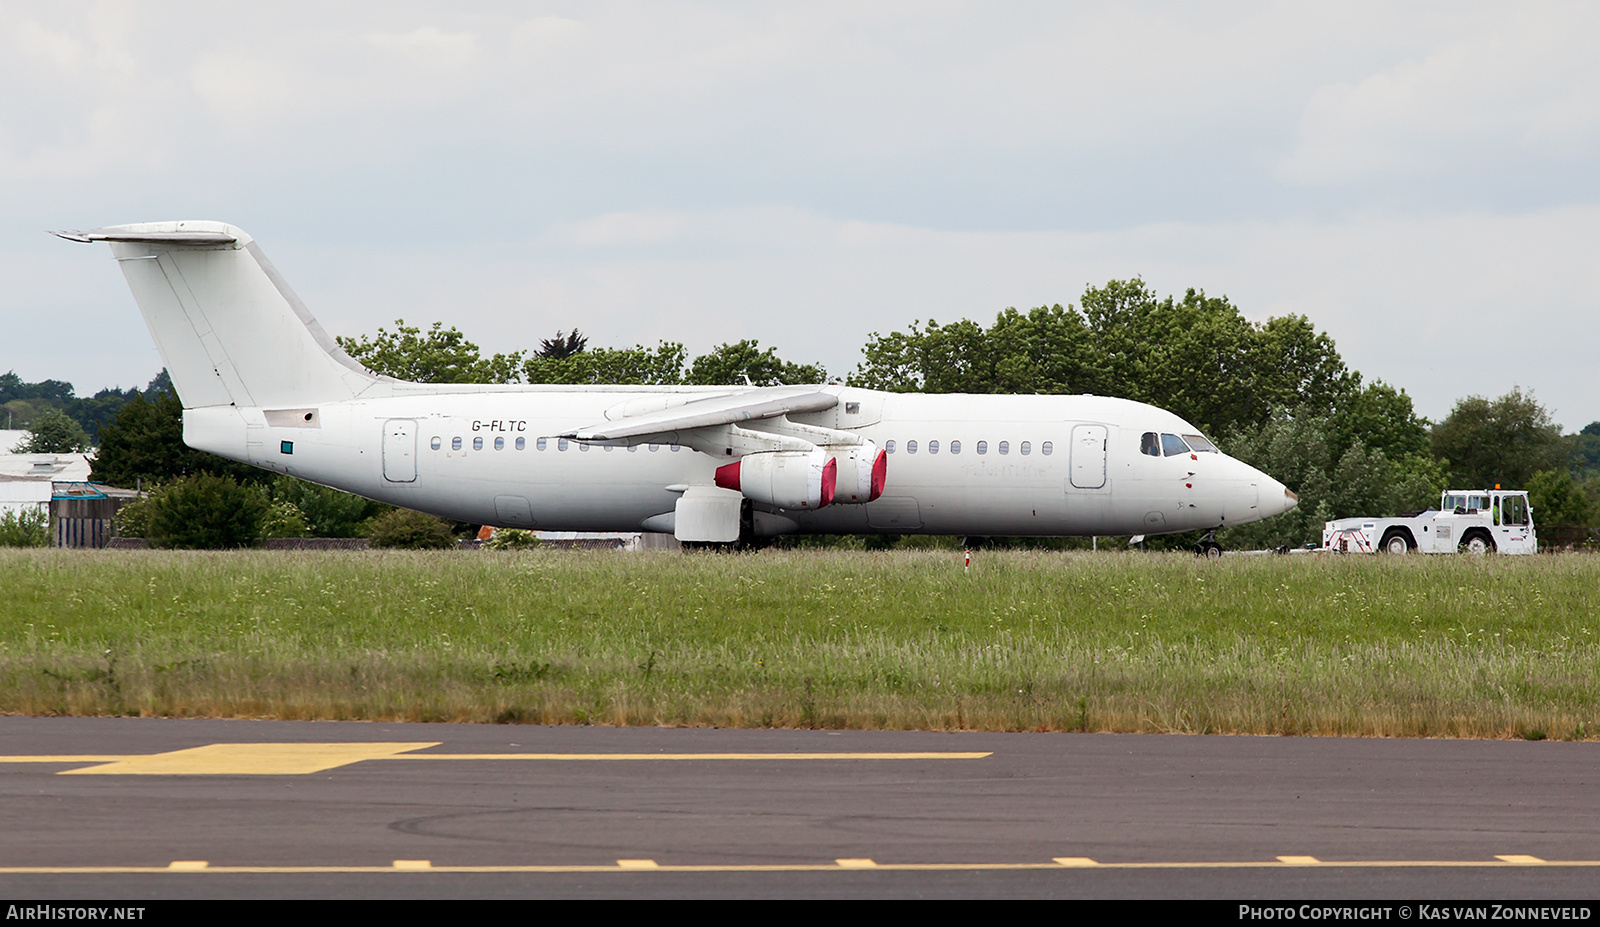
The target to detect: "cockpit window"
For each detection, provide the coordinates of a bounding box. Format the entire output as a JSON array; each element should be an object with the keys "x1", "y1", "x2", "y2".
[
  {"x1": 1161, "y1": 433, "x2": 1191, "y2": 456},
  {"x1": 1182, "y1": 434, "x2": 1218, "y2": 453},
  {"x1": 1141, "y1": 432, "x2": 1161, "y2": 456}
]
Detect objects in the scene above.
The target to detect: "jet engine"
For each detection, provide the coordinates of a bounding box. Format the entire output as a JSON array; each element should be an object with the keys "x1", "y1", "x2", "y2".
[
  {"x1": 826, "y1": 443, "x2": 887, "y2": 504},
  {"x1": 715, "y1": 449, "x2": 836, "y2": 510}
]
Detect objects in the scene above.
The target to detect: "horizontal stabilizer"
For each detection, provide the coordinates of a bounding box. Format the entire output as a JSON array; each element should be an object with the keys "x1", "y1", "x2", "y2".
[{"x1": 52, "y1": 228, "x2": 238, "y2": 246}]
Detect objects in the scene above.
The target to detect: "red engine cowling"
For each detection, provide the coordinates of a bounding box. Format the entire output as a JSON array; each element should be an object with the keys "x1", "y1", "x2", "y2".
[
  {"x1": 826, "y1": 443, "x2": 887, "y2": 504},
  {"x1": 715, "y1": 449, "x2": 837, "y2": 509}
]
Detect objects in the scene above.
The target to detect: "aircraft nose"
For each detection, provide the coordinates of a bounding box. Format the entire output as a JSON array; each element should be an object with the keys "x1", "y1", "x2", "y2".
[{"x1": 1263, "y1": 476, "x2": 1297, "y2": 515}]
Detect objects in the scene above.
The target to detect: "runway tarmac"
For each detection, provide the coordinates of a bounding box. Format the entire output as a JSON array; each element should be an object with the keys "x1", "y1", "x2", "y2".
[{"x1": 2, "y1": 716, "x2": 1599, "y2": 899}]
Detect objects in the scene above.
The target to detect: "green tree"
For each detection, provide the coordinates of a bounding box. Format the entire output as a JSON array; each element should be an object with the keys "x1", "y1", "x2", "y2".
[
  {"x1": 1565, "y1": 422, "x2": 1600, "y2": 480},
  {"x1": 13, "y1": 409, "x2": 91, "y2": 453},
  {"x1": 367, "y1": 509, "x2": 457, "y2": 549},
  {"x1": 336, "y1": 320, "x2": 524, "y2": 383},
  {"x1": 686, "y1": 340, "x2": 827, "y2": 386},
  {"x1": 1527, "y1": 470, "x2": 1595, "y2": 528},
  {"x1": 267, "y1": 475, "x2": 387, "y2": 537},
  {"x1": 146, "y1": 474, "x2": 268, "y2": 549},
  {"x1": 853, "y1": 306, "x2": 1098, "y2": 396},
  {"x1": 539, "y1": 330, "x2": 588, "y2": 359},
  {"x1": 259, "y1": 500, "x2": 311, "y2": 539},
  {"x1": 523, "y1": 342, "x2": 687, "y2": 385},
  {"x1": 1431, "y1": 388, "x2": 1568, "y2": 489},
  {"x1": 851, "y1": 281, "x2": 1394, "y2": 444},
  {"x1": 90, "y1": 392, "x2": 264, "y2": 488},
  {"x1": 0, "y1": 508, "x2": 50, "y2": 547}
]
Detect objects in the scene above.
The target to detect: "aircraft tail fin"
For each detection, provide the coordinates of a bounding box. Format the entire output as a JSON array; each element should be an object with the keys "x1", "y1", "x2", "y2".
[{"x1": 54, "y1": 221, "x2": 385, "y2": 409}]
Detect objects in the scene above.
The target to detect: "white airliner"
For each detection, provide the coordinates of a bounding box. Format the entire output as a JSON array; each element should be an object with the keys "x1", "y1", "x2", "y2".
[{"x1": 57, "y1": 221, "x2": 1297, "y2": 547}]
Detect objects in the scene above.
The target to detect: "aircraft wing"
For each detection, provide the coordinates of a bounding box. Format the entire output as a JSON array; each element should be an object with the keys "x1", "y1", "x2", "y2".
[{"x1": 562, "y1": 386, "x2": 837, "y2": 441}]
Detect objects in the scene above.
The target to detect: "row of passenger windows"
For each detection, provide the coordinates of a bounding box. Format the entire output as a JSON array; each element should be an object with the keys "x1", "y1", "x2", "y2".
[
  {"x1": 1140, "y1": 432, "x2": 1218, "y2": 457},
  {"x1": 430, "y1": 436, "x2": 681, "y2": 453},
  {"x1": 884, "y1": 439, "x2": 1052, "y2": 456}
]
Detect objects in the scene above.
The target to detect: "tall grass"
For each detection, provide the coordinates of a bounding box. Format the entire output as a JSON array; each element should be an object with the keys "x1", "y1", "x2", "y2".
[{"x1": 2, "y1": 547, "x2": 1597, "y2": 738}]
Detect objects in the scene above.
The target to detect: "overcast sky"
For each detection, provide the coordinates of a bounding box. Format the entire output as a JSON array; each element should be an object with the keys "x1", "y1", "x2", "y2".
[{"x1": 4, "y1": 2, "x2": 1598, "y2": 429}]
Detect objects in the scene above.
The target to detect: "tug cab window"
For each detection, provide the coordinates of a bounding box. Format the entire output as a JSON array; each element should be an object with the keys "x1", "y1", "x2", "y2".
[{"x1": 1161, "y1": 433, "x2": 1191, "y2": 456}]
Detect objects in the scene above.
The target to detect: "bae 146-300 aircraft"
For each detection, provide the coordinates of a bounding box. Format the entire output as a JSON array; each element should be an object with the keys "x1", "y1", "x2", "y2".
[{"x1": 57, "y1": 221, "x2": 1297, "y2": 549}]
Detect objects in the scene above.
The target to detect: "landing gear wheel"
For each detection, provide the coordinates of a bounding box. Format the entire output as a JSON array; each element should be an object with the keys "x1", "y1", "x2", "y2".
[
  {"x1": 1383, "y1": 532, "x2": 1410, "y2": 555},
  {"x1": 1195, "y1": 529, "x2": 1223, "y2": 558}
]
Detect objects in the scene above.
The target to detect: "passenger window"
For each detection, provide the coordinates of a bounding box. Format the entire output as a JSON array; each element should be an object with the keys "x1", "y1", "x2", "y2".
[
  {"x1": 977, "y1": 440, "x2": 987, "y2": 455},
  {"x1": 451, "y1": 436, "x2": 462, "y2": 451},
  {"x1": 907, "y1": 440, "x2": 918, "y2": 454},
  {"x1": 603, "y1": 445, "x2": 613, "y2": 452},
  {"x1": 950, "y1": 440, "x2": 961, "y2": 455},
  {"x1": 1161, "y1": 433, "x2": 1190, "y2": 456},
  {"x1": 885, "y1": 440, "x2": 896, "y2": 454},
  {"x1": 430, "y1": 436, "x2": 441, "y2": 451},
  {"x1": 1041, "y1": 441, "x2": 1052, "y2": 456},
  {"x1": 627, "y1": 445, "x2": 637, "y2": 452},
  {"x1": 558, "y1": 438, "x2": 569, "y2": 451},
  {"x1": 494, "y1": 437, "x2": 504, "y2": 451},
  {"x1": 580, "y1": 443, "x2": 590, "y2": 452},
  {"x1": 537, "y1": 437, "x2": 547, "y2": 451},
  {"x1": 648, "y1": 444, "x2": 659, "y2": 452},
  {"x1": 1020, "y1": 441, "x2": 1031, "y2": 455},
  {"x1": 928, "y1": 440, "x2": 939, "y2": 454},
  {"x1": 999, "y1": 441, "x2": 1010, "y2": 455},
  {"x1": 1141, "y1": 432, "x2": 1161, "y2": 456},
  {"x1": 670, "y1": 445, "x2": 680, "y2": 452},
  {"x1": 515, "y1": 437, "x2": 526, "y2": 450},
  {"x1": 472, "y1": 437, "x2": 484, "y2": 451}
]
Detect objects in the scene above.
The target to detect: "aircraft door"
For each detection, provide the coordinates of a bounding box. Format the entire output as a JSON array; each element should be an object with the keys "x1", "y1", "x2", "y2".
[
  {"x1": 383, "y1": 419, "x2": 417, "y2": 483},
  {"x1": 1070, "y1": 424, "x2": 1108, "y2": 489}
]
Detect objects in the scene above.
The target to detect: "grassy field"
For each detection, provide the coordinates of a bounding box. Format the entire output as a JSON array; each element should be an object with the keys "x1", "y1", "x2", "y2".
[{"x1": 2, "y1": 547, "x2": 1598, "y2": 738}]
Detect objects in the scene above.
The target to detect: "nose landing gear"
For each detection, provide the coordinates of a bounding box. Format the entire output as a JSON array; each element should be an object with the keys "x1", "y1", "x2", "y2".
[{"x1": 1195, "y1": 528, "x2": 1223, "y2": 559}]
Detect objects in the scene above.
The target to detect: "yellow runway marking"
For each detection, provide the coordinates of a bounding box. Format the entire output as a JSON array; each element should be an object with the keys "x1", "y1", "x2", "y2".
[
  {"x1": 1, "y1": 857, "x2": 1597, "y2": 875},
  {"x1": 1276, "y1": 855, "x2": 1321, "y2": 865},
  {"x1": 0, "y1": 744, "x2": 989, "y2": 775},
  {"x1": 377, "y1": 752, "x2": 993, "y2": 762},
  {"x1": 56, "y1": 743, "x2": 441, "y2": 776}
]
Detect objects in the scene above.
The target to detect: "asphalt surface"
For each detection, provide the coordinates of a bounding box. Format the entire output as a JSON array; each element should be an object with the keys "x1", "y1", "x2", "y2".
[{"x1": 2, "y1": 716, "x2": 1599, "y2": 899}]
